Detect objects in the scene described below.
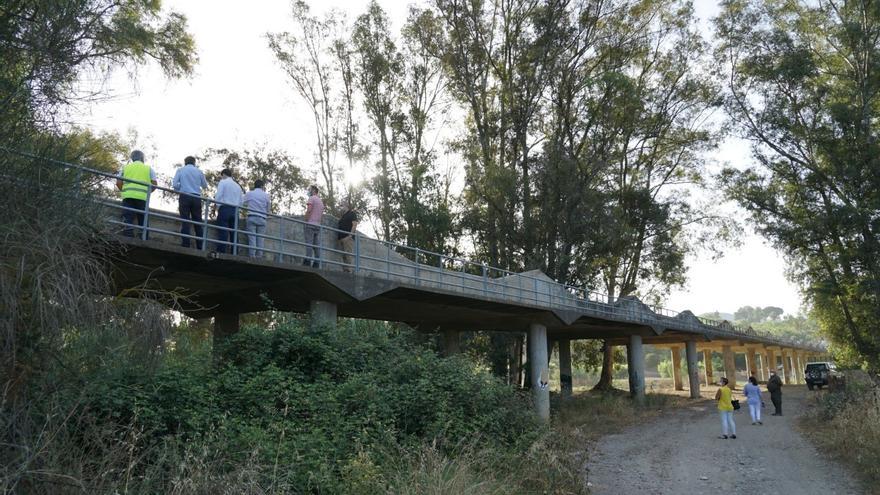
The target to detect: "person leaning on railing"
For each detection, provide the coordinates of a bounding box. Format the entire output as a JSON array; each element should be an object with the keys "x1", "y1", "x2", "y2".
[
  {"x1": 116, "y1": 150, "x2": 157, "y2": 238},
  {"x1": 171, "y1": 156, "x2": 208, "y2": 249},
  {"x1": 212, "y1": 168, "x2": 243, "y2": 254},
  {"x1": 243, "y1": 179, "x2": 270, "y2": 258},
  {"x1": 336, "y1": 199, "x2": 359, "y2": 273}
]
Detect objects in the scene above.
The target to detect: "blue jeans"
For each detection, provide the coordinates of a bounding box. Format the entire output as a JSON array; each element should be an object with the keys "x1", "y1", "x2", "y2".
[
  {"x1": 215, "y1": 205, "x2": 237, "y2": 253},
  {"x1": 720, "y1": 411, "x2": 736, "y2": 436},
  {"x1": 247, "y1": 215, "x2": 266, "y2": 258},
  {"x1": 303, "y1": 224, "x2": 321, "y2": 264}
]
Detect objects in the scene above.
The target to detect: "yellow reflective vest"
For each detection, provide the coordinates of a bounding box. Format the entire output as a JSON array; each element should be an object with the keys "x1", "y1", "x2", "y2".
[{"x1": 120, "y1": 161, "x2": 153, "y2": 201}]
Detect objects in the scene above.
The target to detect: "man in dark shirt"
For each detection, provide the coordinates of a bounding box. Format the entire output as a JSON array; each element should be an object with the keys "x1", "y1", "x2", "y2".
[
  {"x1": 767, "y1": 369, "x2": 783, "y2": 415},
  {"x1": 337, "y1": 200, "x2": 359, "y2": 272}
]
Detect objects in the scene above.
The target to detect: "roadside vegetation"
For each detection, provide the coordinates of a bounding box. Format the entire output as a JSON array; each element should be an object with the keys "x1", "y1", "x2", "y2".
[{"x1": 801, "y1": 372, "x2": 880, "y2": 486}]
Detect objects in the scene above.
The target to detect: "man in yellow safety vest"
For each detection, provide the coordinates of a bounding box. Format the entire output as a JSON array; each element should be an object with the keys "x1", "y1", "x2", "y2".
[{"x1": 116, "y1": 150, "x2": 157, "y2": 237}]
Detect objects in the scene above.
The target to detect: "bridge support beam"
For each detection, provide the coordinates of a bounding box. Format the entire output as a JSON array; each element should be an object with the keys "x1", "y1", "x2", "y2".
[
  {"x1": 722, "y1": 345, "x2": 737, "y2": 389},
  {"x1": 671, "y1": 346, "x2": 684, "y2": 391},
  {"x1": 442, "y1": 329, "x2": 460, "y2": 356},
  {"x1": 746, "y1": 347, "x2": 759, "y2": 381},
  {"x1": 558, "y1": 338, "x2": 573, "y2": 399},
  {"x1": 703, "y1": 350, "x2": 714, "y2": 384},
  {"x1": 528, "y1": 323, "x2": 550, "y2": 421},
  {"x1": 685, "y1": 340, "x2": 700, "y2": 399},
  {"x1": 309, "y1": 300, "x2": 337, "y2": 330},
  {"x1": 213, "y1": 311, "x2": 240, "y2": 349},
  {"x1": 628, "y1": 335, "x2": 646, "y2": 405}
]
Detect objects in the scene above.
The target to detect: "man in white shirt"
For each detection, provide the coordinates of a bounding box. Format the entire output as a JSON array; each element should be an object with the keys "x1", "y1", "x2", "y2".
[
  {"x1": 213, "y1": 168, "x2": 243, "y2": 254},
  {"x1": 243, "y1": 179, "x2": 270, "y2": 258}
]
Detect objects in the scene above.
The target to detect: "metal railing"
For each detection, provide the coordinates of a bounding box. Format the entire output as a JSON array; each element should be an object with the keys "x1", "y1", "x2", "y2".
[{"x1": 1, "y1": 148, "x2": 825, "y2": 352}]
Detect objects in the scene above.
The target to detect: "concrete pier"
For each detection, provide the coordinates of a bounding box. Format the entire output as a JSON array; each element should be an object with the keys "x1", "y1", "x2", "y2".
[
  {"x1": 309, "y1": 300, "x2": 337, "y2": 330},
  {"x1": 528, "y1": 323, "x2": 550, "y2": 421},
  {"x1": 629, "y1": 335, "x2": 645, "y2": 405},
  {"x1": 685, "y1": 340, "x2": 700, "y2": 399},
  {"x1": 213, "y1": 311, "x2": 240, "y2": 348},
  {"x1": 671, "y1": 346, "x2": 684, "y2": 391},
  {"x1": 703, "y1": 350, "x2": 714, "y2": 384},
  {"x1": 442, "y1": 329, "x2": 460, "y2": 356},
  {"x1": 722, "y1": 345, "x2": 736, "y2": 388},
  {"x1": 746, "y1": 347, "x2": 759, "y2": 381}
]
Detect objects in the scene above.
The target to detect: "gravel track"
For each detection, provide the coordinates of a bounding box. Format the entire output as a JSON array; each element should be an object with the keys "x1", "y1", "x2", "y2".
[{"x1": 586, "y1": 386, "x2": 864, "y2": 495}]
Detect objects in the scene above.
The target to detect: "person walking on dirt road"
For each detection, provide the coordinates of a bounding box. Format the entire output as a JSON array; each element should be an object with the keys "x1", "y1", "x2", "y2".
[
  {"x1": 743, "y1": 375, "x2": 764, "y2": 425},
  {"x1": 767, "y1": 369, "x2": 783, "y2": 416},
  {"x1": 715, "y1": 376, "x2": 736, "y2": 439}
]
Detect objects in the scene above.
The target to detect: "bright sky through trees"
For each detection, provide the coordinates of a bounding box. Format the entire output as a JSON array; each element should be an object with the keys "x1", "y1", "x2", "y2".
[{"x1": 69, "y1": 0, "x2": 802, "y2": 316}]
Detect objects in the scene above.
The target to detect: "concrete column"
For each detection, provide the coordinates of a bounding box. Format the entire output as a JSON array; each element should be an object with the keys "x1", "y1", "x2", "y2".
[
  {"x1": 213, "y1": 311, "x2": 240, "y2": 349},
  {"x1": 703, "y1": 349, "x2": 714, "y2": 384},
  {"x1": 685, "y1": 340, "x2": 700, "y2": 399},
  {"x1": 442, "y1": 329, "x2": 460, "y2": 356},
  {"x1": 766, "y1": 349, "x2": 776, "y2": 379},
  {"x1": 782, "y1": 350, "x2": 793, "y2": 385},
  {"x1": 528, "y1": 323, "x2": 550, "y2": 421},
  {"x1": 722, "y1": 345, "x2": 737, "y2": 389},
  {"x1": 796, "y1": 352, "x2": 805, "y2": 383},
  {"x1": 628, "y1": 334, "x2": 646, "y2": 405},
  {"x1": 309, "y1": 300, "x2": 337, "y2": 330},
  {"x1": 746, "y1": 348, "x2": 759, "y2": 381},
  {"x1": 671, "y1": 346, "x2": 684, "y2": 391},
  {"x1": 558, "y1": 338, "x2": 573, "y2": 399}
]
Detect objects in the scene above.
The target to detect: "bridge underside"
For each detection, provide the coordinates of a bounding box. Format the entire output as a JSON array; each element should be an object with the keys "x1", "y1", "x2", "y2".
[{"x1": 109, "y1": 240, "x2": 687, "y2": 342}]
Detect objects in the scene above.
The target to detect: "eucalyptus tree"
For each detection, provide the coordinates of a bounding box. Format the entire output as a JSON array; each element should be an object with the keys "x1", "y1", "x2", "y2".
[
  {"x1": 716, "y1": 0, "x2": 880, "y2": 368},
  {"x1": 0, "y1": 0, "x2": 196, "y2": 146},
  {"x1": 269, "y1": 1, "x2": 351, "y2": 209}
]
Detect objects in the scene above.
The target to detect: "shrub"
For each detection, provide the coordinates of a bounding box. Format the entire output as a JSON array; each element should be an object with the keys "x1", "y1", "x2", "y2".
[{"x1": 57, "y1": 319, "x2": 541, "y2": 493}]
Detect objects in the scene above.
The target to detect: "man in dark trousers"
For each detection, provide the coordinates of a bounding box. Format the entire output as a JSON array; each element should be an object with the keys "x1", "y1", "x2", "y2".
[
  {"x1": 336, "y1": 199, "x2": 358, "y2": 272},
  {"x1": 767, "y1": 368, "x2": 783, "y2": 416}
]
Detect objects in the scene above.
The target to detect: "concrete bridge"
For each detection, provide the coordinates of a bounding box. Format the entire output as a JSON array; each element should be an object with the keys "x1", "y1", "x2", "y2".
[{"x1": 33, "y1": 156, "x2": 828, "y2": 420}]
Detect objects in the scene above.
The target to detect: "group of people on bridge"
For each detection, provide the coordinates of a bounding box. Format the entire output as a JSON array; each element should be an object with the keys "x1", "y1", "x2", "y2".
[
  {"x1": 116, "y1": 150, "x2": 359, "y2": 269},
  {"x1": 715, "y1": 369, "x2": 785, "y2": 439}
]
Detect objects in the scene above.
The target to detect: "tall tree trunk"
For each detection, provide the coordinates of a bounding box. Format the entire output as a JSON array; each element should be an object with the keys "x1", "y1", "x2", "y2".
[{"x1": 593, "y1": 340, "x2": 615, "y2": 391}]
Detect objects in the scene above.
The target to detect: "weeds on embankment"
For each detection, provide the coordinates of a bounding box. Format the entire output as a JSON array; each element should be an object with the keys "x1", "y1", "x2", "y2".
[{"x1": 801, "y1": 371, "x2": 880, "y2": 485}]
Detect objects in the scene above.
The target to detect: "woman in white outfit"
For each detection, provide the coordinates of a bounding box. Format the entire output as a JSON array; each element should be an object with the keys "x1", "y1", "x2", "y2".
[{"x1": 743, "y1": 375, "x2": 763, "y2": 425}]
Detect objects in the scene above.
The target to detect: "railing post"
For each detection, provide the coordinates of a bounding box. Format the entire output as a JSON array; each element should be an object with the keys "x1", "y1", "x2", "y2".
[
  {"x1": 354, "y1": 234, "x2": 360, "y2": 273},
  {"x1": 141, "y1": 182, "x2": 151, "y2": 241},
  {"x1": 232, "y1": 206, "x2": 239, "y2": 255},
  {"x1": 415, "y1": 248, "x2": 421, "y2": 281},
  {"x1": 74, "y1": 169, "x2": 83, "y2": 198},
  {"x1": 279, "y1": 219, "x2": 286, "y2": 262},
  {"x1": 317, "y1": 223, "x2": 323, "y2": 269},
  {"x1": 482, "y1": 264, "x2": 488, "y2": 296},
  {"x1": 202, "y1": 198, "x2": 210, "y2": 251},
  {"x1": 385, "y1": 243, "x2": 390, "y2": 279}
]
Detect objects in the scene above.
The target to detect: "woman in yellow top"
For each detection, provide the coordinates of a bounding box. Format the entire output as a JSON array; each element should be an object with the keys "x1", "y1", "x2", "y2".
[{"x1": 715, "y1": 377, "x2": 737, "y2": 439}]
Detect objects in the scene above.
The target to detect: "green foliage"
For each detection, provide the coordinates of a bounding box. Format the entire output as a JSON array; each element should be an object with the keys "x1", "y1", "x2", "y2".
[
  {"x1": 66, "y1": 320, "x2": 539, "y2": 492},
  {"x1": 0, "y1": 0, "x2": 196, "y2": 145},
  {"x1": 201, "y1": 147, "x2": 309, "y2": 215},
  {"x1": 716, "y1": 0, "x2": 880, "y2": 369}
]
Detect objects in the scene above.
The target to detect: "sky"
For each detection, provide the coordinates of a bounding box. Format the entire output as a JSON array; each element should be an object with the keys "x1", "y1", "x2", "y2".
[{"x1": 70, "y1": 0, "x2": 805, "y2": 317}]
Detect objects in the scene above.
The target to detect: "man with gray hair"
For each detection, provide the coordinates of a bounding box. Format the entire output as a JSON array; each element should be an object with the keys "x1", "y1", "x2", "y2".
[{"x1": 116, "y1": 150, "x2": 157, "y2": 237}]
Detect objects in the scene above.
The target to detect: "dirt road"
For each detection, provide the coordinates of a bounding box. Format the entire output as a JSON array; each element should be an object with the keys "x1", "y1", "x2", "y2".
[{"x1": 586, "y1": 386, "x2": 864, "y2": 495}]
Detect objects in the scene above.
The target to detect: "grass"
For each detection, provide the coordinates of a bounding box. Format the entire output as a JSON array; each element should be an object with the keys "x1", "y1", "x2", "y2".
[{"x1": 799, "y1": 371, "x2": 880, "y2": 486}]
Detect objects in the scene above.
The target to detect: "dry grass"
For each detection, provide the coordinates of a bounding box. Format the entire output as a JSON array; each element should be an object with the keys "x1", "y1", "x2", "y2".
[{"x1": 800, "y1": 371, "x2": 880, "y2": 485}]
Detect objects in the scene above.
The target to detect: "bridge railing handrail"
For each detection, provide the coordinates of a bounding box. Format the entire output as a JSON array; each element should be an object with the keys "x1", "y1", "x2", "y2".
[{"x1": 2, "y1": 147, "x2": 824, "y2": 352}]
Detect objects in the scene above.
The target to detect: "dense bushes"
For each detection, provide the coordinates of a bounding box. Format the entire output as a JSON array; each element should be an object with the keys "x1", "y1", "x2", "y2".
[
  {"x1": 804, "y1": 371, "x2": 880, "y2": 485},
  {"x1": 42, "y1": 319, "x2": 543, "y2": 493}
]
